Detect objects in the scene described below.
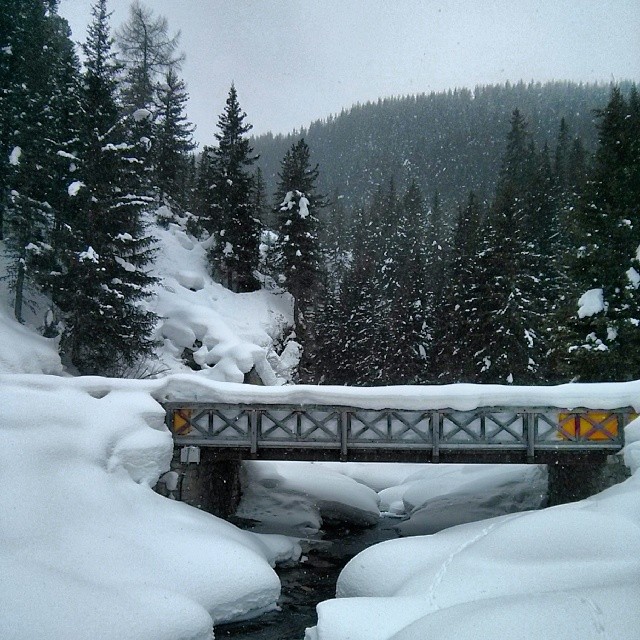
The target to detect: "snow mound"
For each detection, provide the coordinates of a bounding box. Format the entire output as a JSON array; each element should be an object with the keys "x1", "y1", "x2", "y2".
[
  {"x1": 0, "y1": 310, "x2": 62, "y2": 374},
  {"x1": 379, "y1": 464, "x2": 547, "y2": 534},
  {"x1": 148, "y1": 219, "x2": 295, "y2": 384},
  {"x1": 0, "y1": 243, "x2": 63, "y2": 375},
  {"x1": 0, "y1": 376, "x2": 300, "y2": 640},
  {"x1": 306, "y1": 446, "x2": 640, "y2": 640},
  {"x1": 237, "y1": 461, "x2": 381, "y2": 535}
]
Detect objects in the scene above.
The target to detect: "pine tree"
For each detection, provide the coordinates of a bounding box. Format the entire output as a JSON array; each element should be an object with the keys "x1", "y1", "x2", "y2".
[
  {"x1": 206, "y1": 84, "x2": 260, "y2": 292},
  {"x1": 471, "y1": 109, "x2": 546, "y2": 383},
  {"x1": 559, "y1": 86, "x2": 640, "y2": 381},
  {"x1": 154, "y1": 68, "x2": 196, "y2": 207},
  {"x1": 56, "y1": 0, "x2": 157, "y2": 375}
]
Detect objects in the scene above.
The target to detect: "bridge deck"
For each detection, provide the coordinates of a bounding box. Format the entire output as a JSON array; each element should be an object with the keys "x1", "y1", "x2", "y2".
[{"x1": 165, "y1": 403, "x2": 632, "y2": 464}]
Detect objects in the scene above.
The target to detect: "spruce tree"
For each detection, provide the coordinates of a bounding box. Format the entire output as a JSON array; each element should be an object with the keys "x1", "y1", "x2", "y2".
[
  {"x1": 330, "y1": 183, "x2": 396, "y2": 385},
  {"x1": 333, "y1": 203, "x2": 384, "y2": 384},
  {"x1": 56, "y1": 0, "x2": 157, "y2": 375},
  {"x1": 382, "y1": 180, "x2": 430, "y2": 383},
  {"x1": 154, "y1": 68, "x2": 196, "y2": 208},
  {"x1": 432, "y1": 191, "x2": 484, "y2": 382},
  {"x1": 206, "y1": 84, "x2": 260, "y2": 292},
  {"x1": 1, "y1": 1, "x2": 81, "y2": 323},
  {"x1": 559, "y1": 86, "x2": 640, "y2": 381},
  {"x1": 471, "y1": 109, "x2": 546, "y2": 383},
  {"x1": 273, "y1": 139, "x2": 325, "y2": 380}
]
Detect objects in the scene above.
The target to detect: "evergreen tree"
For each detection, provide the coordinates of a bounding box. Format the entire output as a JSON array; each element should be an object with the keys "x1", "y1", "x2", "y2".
[
  {"x1": 56, "y1": 0, "x2": 157, "y2": 375},
  {"x1": 206, "y1": 84, "x2": 260, "y2": 292},
  {"x1": 432, "y1": 191, "x2": 484, "y2": 382},
  {"x1": 332, "y1": 202, "x2": 385, "y2": 384},
  {"x1": 1, "y1": 1, "x2": 81, "y2": 322},
  {"x1": 154, "y1": 68, "x2": 196, "y2": 207},
  {"x1": 326, "y1": 183, "x2": 397, "y2": 384},
  {"x1": 275, "y1": 141, "x2": 323, "y2": 318},
  {"x1": 274, "y1": 139, "x2": 324, "y2": 379},
  {"x1": 382, "y1": 181, "x2": 430, "y2": 383},
  {"x1": 471, "y1": 109, "x2": 546, "y2": 383},
  {"x1": 559, "y1": 86, "x2": 640, "y2": 381}
]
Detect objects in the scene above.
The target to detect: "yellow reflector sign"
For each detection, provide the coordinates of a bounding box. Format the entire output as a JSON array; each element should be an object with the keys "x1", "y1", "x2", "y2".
[
  {"x1": 558, "y1": 411, "x2": 622, "y2": 440},
  {"x1": 172, "y1": 408, "x2": 193, "y2": 436}
]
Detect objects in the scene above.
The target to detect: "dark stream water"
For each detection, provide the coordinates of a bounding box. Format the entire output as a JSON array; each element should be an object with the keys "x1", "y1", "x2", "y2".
[{"x1": 215, "y1": 517, "x2": 402, "y2": 640}]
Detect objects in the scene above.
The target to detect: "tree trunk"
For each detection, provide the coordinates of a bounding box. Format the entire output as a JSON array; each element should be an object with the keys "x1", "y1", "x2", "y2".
[{"x1": 14, "y1": 258, "x2": 25, "y2": 323}]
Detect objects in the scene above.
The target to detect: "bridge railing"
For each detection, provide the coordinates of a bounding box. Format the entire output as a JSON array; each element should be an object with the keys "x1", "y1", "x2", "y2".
[{"x1": 164, "y1": 403, "x2": 633, "y2": 463}]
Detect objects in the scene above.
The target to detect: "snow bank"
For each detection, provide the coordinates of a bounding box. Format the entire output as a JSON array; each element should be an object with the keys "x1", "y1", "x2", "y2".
[
  {"x1": 378, "y1": 464, "x2": 547, "y2": 534},
  {"x1": 147, "y1": 219, "x2": 295, "y2": 384},
  {"x1": 236, "y1": 461, "x2": 380, "y2": 535},
  {"x1": 305, "y1": 426, "x2": 640, "y2": 640},
  {"x1": 0, "y1": 376, "x2": 300, "y2": 640}
]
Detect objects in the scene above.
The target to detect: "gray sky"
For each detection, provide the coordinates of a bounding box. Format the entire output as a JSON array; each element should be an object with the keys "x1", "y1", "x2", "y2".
[{"x1": 58, "y1": 0, "x2": 640, "y2": 147}]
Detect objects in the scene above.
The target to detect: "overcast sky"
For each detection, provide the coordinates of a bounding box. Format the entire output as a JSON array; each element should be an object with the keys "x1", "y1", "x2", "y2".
[{"x1": 58, "y1": 0, "x2": 640, "y2": 147}]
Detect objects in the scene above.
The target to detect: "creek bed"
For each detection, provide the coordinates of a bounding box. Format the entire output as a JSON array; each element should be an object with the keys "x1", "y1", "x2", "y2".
[{"x1": 216, "y1": 517, "x2": 402, "y2": 640}]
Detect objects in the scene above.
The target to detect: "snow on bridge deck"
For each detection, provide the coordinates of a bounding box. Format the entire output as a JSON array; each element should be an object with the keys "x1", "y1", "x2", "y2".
[{"x1": 159, "y1": 378, "x2": 640, "y2": 464}]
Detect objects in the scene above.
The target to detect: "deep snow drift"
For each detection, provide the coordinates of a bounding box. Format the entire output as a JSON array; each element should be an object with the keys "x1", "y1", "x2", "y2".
[
  {"x1": 0, "y1": 376, "x2": 301, "y2": 640},
  {"x1": 304, "y1": 426, "x2": 640, "y2": 640}
]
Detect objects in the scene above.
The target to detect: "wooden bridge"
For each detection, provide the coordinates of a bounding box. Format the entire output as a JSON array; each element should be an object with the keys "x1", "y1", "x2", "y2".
[{"x1": 165, "y1": 402, "x2": 633, "y2": 464}]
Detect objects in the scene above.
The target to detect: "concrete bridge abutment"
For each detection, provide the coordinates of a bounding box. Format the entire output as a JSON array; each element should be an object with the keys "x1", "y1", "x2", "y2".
[
  {"x1": 546, "y1": 456, "x2": 630, "y2": 506},
  {"x1": 157, "y1": 447, "x2": 243, "y2": 517}
]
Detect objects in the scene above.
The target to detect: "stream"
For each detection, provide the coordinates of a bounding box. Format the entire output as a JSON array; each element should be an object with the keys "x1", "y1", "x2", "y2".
[{"x1": 215, "y1": 517, "x2": 402, "y2": 640}]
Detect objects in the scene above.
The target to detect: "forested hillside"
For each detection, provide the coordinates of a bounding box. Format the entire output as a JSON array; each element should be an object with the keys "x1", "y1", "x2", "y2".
[
  {"x1": 253, "y1": 81, "x2": 627, "y2": 211},
  {"x1": 3, "y1": 1, "x2": 639, "y2": 387}
]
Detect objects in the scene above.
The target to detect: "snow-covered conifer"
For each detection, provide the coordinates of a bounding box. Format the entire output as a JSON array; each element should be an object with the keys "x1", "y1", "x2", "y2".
[
  {"x1": 206, "y1": 84, "x2": 260, "y2": 292},
  {"x1": 558, "y1": 86, "x2": 640, "y2": 381},
  {"x1": 56, "y1": 0, "x2": 157, "y2": 375}
]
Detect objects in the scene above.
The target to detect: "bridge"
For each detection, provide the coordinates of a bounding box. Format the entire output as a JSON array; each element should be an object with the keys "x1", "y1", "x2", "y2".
[
  {"x1": 165, "y1": 402, "x2": 632, "y2": 464},
  {"x1": 159, "y1": 383, "x2": 638, "y2": 514}
]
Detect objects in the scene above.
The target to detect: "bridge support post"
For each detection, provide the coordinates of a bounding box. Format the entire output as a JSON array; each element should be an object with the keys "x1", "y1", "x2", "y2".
[
  {"x1": 165, "y1": 448, "x2": 243, "y2": 517},
  {"x1": 546, "y1": 456, "x2": 630, "y2": 506}
]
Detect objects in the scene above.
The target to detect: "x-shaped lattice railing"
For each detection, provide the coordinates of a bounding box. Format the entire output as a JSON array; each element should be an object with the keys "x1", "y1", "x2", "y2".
[{"x1": 165, "y1": 403, "x2": 630, "y2": 461}]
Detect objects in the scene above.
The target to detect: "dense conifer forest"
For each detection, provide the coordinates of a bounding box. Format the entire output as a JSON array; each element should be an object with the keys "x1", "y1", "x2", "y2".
[
  {"x1": 253, "y1": 81, "x2": 629, "y2": 211},
  {"x1": 2, "y1": 1, "x2": 639, "y2": 386}
]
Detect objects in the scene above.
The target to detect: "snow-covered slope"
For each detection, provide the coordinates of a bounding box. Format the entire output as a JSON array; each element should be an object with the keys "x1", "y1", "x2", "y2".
[
  {"x1": 147, "y1": 214, "x2": 295, "y2": 384},
  {"x1": 0, "y1": 213, "x2": 296, "y2": 382}
]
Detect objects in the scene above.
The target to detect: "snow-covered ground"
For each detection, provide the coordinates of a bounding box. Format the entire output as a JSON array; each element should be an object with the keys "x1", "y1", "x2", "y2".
[
  {"x1": 0, "y1": 375, "x2": 305, "y2": 640},
  {"x1": 147, "y1": 212, "x2": 296, "y2": 384},
  {"x1": 305, "y1": 434, "x2": 640, "y2": 640},
  {"x1": 1, "y1": 213, "x2": 639, "y2": 640}
]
